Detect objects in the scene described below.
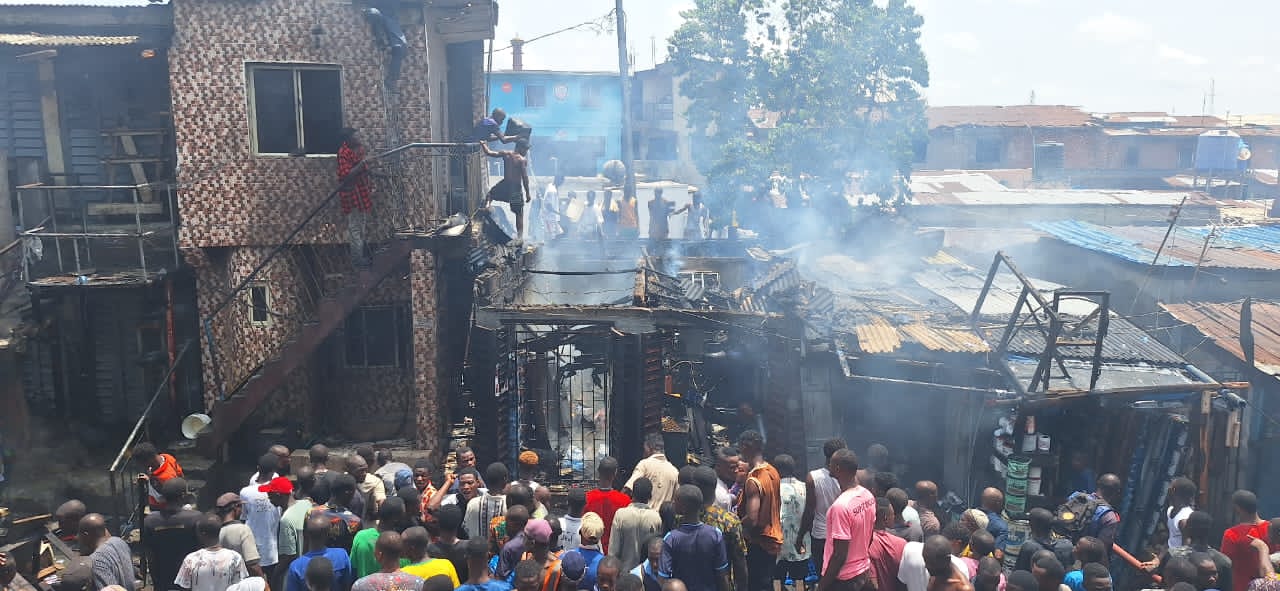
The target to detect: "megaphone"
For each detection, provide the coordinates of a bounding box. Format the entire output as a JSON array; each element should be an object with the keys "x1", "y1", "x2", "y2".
[{"x1": 181, "y1": 413, "x2": 212, "y2": 440}]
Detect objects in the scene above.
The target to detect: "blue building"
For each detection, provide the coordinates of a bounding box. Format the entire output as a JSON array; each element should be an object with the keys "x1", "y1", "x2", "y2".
[{"x1": 487, "y1": 70, "x2": 623, "y2": 177}]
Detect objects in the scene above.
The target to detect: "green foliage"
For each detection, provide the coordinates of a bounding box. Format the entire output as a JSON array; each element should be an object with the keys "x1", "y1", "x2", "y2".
[{"x1": 668, "y1": 0, "x2": 930, "y2": 214}]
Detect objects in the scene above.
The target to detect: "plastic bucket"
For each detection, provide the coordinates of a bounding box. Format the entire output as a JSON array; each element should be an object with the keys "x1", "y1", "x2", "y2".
[
  {"x1": 1008, "y1": 456, "x2": 1031, "y2": 479},
  {"x1": 1007, "y1": 519, "x2": 1031, "y2": 551},
  {"x1": 1006, "y1": 476, "x2": 1028, "y2": 495},
  {"x1": 1007, "y1": 493, "x2": 1027, "y2": 515}
]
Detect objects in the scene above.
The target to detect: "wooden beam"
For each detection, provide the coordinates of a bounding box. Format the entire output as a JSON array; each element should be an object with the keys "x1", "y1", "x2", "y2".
[{"x1": 33, "y1": 55, "x2": 68, "y2": 182}]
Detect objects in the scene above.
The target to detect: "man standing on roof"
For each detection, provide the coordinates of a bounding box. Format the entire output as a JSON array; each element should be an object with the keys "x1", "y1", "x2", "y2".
[{"x1": 481, "y1": 139, "x2": 533, "y2": 240}]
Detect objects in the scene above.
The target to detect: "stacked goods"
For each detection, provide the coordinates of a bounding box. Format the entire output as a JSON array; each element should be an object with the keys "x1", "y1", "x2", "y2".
[{"x1": 1006, "y1": 455, "x2": 1030, "y2": 516}]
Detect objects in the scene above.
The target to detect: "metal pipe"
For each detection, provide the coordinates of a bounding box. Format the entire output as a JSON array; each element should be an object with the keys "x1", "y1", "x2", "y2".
[
  {"x1": 615, "y1": 0, "x2": 637, "y2": 203},
  {"x1": 108, "y1": 339, "x2": 195, "y2": 472},
  {"x1": 134, "y1": 186, "x2": 147, "y2": 280},
  {"x1": 845, "y1": 373, "x2": 1016, "y2": 395}
]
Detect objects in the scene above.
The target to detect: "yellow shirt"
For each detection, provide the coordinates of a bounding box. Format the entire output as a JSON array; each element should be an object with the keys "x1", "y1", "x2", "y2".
[{"x1": 401, "y1": 558, "x2": 459, "y2": 587}]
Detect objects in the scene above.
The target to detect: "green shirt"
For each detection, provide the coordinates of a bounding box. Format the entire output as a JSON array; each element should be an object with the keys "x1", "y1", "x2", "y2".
[
  {"x1": 350, "y1": 528, "x2": 382, "y2": 579},
  {"x1": 278, "y1": 499, "x2": 314, "y2": 557}
]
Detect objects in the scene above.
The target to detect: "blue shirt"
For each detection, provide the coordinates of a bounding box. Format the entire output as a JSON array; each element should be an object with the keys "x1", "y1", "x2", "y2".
[
  {"x1": 985, "y1": 511, "x2": 1009, "y2": 550},
  {"x1": 1064, "y1": 570, "x2": 1085, "y2": 591},
  {"x1": 287, "y1": 548, "x2": 353, "y2": 591},
  {"x1": 659, "y1": 523, "x2": 728, "y2": 591},
  {"x1": 568, "y1": 547, "x2": 605, "y2": 590},
  {"x1": 456, "y1": 582, "x2": 514, "y2": 591}
]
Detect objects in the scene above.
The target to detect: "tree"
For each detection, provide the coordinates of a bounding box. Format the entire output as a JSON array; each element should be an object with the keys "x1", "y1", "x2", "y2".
[
  {"x1": 667, "y1": 0, "x2": 766, "y2": 224},
  {"x1": 670, "y1": 0, "x2": 929, "y2": 215}
]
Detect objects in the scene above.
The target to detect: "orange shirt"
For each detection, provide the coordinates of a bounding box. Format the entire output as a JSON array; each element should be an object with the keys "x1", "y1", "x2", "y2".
[{"x1": 146, "y1": 453, "x2": 184, "y2": 506}]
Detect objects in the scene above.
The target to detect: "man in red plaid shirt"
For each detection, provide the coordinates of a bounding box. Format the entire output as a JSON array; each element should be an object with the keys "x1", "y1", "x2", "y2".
[{"x1": 338, "y1": 128, "x2": 373, "y2": 265}]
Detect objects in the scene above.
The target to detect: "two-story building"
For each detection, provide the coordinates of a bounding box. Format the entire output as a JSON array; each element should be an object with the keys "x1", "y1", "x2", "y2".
[
  {"x1": 170, "y1": 0, "x2": 495, "y2": 454},
  {"x1": 0, "y1": 0, "x2": 497, "y2": 473}
]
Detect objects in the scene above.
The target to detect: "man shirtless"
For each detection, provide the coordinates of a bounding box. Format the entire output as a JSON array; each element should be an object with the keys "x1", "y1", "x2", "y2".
[
  {"x1": 481, "y1": 139, "x2": 533, "y2": 239},
  {"x1": 924, "y1": 535, "x2": 973, "y2": 591}
]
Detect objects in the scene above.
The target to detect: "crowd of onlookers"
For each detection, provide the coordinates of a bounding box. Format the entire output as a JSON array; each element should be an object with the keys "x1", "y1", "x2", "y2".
[{"x1": 1, "y1": 434, "x2": 1277, "y2": 591}]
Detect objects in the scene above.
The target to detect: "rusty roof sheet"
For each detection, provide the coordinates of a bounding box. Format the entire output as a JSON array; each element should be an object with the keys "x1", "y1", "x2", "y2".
[
  {"x1": 1161, "y1": 300, "x2": 1280, "y2": 376},
  {"x1": 0, "y1": 32, "x2": 140, "y2": 46},
  {"x1": 928, "y1": 105, "x2": 1094, "y2": 129}
]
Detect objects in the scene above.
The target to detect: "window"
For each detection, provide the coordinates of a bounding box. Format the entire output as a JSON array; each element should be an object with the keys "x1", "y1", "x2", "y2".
[
  {"x1": 247, "y1": 64, "x2": 343, "y2": 155},
  {"x1": 582, "y1": 81, "x2": 603, "y2": 109},
  {"x1": 975, "y1": 137, "x2": 1002, "y2": 165},
  {"x1": 1125, "y1": 146, "x2": 1141, "y2": 167},
  {"x1": 525, "y1": 84, "x2": 546, "y2": 108},
  {"x1": 248, "y1": 285, "x2": 271, "y2": 325},
  {"x1": 344, "y1": 306, "x2": 404, "y2": 367}
]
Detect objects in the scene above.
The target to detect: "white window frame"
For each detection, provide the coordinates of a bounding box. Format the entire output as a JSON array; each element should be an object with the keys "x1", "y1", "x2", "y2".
[{"x1": 246, "y1": 63, "x2": 343, "y2": 157}]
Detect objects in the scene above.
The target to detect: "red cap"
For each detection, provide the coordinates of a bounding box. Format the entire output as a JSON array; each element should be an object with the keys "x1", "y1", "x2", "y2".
[{"x1": 258, "y1": 476, "x2": 294, "y2": 495}]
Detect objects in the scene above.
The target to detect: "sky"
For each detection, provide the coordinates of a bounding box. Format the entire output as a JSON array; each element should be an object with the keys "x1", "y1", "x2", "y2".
[
  {"x1": 494, "y1": 0, "x2": 1280, "y2": 117},
  {"x1": 7, "y1": 0, "x2": 1277, "y2": 116}
]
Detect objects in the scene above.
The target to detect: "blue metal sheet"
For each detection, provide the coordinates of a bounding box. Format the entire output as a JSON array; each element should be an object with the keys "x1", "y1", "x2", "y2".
[
  {"x1": 1, "y1": 64, "x2": 46, "y2": 158},
  {"x1": 1185, "y1": 225, "x2": 1280, "y2": 254},
  {"x1": 1031, "y1": 220, "x2": 1193, "y2": 266}
]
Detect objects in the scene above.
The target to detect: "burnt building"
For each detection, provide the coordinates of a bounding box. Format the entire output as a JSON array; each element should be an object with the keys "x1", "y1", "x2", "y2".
[{"x1": 0, "y1": 3, "x2": 192, "y2": 466}]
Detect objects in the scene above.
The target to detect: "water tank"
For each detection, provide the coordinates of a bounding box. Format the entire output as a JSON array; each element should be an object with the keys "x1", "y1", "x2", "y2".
[
  {"x1": 1033, "y1": 142, "x2": 1065, "y2": 179},
  {"x1": 1194, "y1": 130, "x2": 1242, "y2": 171}
]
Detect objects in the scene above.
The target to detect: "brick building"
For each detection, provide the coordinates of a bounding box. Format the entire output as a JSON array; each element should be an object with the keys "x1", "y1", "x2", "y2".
[
  {"x1": 167, "y1": 0, "x2": 495, "y2": 452},
  {"x1": 919, "y1": 105, "x2": 1280, "y2": 193}
]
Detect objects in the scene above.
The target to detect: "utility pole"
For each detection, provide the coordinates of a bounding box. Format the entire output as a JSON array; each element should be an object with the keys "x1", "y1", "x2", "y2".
[{"x1": 616, "y1": 0, "x2": 636, "y2": 201}]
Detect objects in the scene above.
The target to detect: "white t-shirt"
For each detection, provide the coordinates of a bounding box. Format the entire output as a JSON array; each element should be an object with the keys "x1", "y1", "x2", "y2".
[
  {"x1": 901, "y1": 505, "x2": 921, "y2": 527},
  {"x1": 226, "y1": 577, "x2": 268, "y2": 591},
  {"x1": 898, "y1": 541, "x2": 970, "y2": 591},
  {"x1": 1167, "y1": 506, "x2": 1195, "y2": 549},
  {"x1": 175, "y1": 547, "x2": 247, "y2": 591},
  {"x1": 715, "y1": 479, "x2": 735, "y2": 512},
  {"x1": 809, "y1": 467, "x2": 841, "y2": 539},
  {"x1": 559, "y1": 515, "x2": 583, "y2": 551},
  {"x1": 238, "y1": 484, "x2": 281, "y2": 567}
]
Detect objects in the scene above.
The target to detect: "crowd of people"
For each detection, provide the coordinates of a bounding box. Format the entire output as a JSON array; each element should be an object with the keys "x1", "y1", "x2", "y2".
[{"x1": 2, "y1": 434, "x2": 1278, "y2": 591}]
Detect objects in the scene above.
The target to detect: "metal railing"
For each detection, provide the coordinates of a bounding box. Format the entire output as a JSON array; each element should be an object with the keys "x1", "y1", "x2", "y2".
[
  {"x1": 14, "y1": 183, "x2": 180, "y2": 283},
  {"x1": 103, "y1": 142, "x2": 485, "y2": 486}
]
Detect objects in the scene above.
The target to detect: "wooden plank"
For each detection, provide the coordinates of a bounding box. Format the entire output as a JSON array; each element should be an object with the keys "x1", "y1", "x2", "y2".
[
  {"x1": 116, "y1": 135, "x2": 153, "y2": 202},
  {"x1": 86, "y1": 202, "x2": 164, "y2": 216},
  {"x1": 101, "y1": 129, "x2": 167, "y2": 137},
  {"x1": 34, "y1": 58, "x2": 66, "y2": 180}
]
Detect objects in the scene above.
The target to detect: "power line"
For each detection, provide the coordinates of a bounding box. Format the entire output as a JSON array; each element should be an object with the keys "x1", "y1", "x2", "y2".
[{"x1": 493, "y1": 10, "x2": 617, "y2": 53}]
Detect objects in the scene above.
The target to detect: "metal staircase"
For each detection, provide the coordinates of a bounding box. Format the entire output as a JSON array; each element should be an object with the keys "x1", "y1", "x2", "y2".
[{"x1": 200, "y1": 240, "x2": 414, "y2": 450}]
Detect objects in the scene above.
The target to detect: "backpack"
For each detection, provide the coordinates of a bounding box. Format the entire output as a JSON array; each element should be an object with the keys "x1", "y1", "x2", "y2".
[{"x1": 1053, "y1": 491, "x2": 1114, "y2": 541}]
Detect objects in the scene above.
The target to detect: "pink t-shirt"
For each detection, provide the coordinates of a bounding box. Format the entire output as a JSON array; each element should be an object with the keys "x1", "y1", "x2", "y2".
[{"x1": 824, "y1": 485, "x2": 876, "y2": 581}]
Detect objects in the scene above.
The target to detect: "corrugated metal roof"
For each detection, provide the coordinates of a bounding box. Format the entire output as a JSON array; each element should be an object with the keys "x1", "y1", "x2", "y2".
[
  {"x1": 915, "y1": 189, "x2": 1199, "y2": 207},
  {"x1": 900, "y1": 323, "x2": 989, "y2": 353},
  {"x1": 995, "y1": 316, "x2": 1187, "y2": 366},
  {"x1": 928, "y1": 105, "x2": 1094, "y2": 129},
  {"x1": 1161, "y1": 300, "x2": 1280, "y2": 376},
  {"x1": 1035, "y1": 221, "x2": 1280, "y2": 270},
  {"x1": 0, "y1": 32, "x2": 140, "y2": 46},
  {"x1": 854, "y1": 317, "x2": 902, "y2": 354}
]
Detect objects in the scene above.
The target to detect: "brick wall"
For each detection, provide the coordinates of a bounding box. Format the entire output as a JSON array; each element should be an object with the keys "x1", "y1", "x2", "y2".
[
  {"x1": 170, "y1": 0, "x2": 435, "y2": 248},
  {"x1": 172, "y1": 0, "x2": 446, "y2": 445}
]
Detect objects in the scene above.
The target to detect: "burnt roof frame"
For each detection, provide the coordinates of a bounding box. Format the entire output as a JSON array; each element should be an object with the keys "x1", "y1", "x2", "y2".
[{"x1": 972, "y1": 251, "x2": 1111, "y2": 393}]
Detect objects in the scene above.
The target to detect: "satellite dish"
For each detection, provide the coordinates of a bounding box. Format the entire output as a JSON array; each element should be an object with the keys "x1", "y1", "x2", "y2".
[
  {"x1": 181, "y1": 413, "x2": 212, "y2": 440},
  {"x1": 1238, "y1": 146, "x2": 1253, "y2": 161}
]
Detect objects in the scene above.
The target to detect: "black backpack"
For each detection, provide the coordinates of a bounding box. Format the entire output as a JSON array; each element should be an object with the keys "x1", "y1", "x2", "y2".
[{"x1": 1053, "y1": 491, "x2": 1114, "y2": 541}]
